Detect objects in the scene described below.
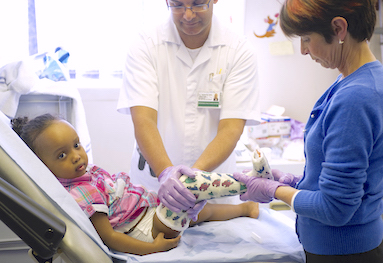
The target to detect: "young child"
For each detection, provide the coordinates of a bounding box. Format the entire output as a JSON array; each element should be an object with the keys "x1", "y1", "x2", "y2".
[{"x1": 12, "y1": 114, "x2": 260, "y2": 256}]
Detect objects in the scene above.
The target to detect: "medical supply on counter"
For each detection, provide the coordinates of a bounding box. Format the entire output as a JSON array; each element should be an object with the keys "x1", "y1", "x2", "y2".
[
  {"x1": 248, "y1": 113, "x2": 291, "y2": 139},
  {"x1": 243, "y1": 106, "x2": 305, "y2": 162}
]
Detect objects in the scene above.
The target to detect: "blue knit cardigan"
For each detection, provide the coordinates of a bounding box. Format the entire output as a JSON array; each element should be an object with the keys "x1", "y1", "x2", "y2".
[{"x1": 294, "y1": 61, "x2": 383, "y2": 255}]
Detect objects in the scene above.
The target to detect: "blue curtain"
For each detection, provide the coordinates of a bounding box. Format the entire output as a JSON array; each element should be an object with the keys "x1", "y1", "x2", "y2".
[{"x1": 28, "y1": 0, "x2": 38, "y2": 55}]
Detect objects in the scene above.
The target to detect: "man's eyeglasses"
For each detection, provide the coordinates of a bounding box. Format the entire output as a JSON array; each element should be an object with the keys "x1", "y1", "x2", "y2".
[{"x1": 167, "y1": 0, "x2": 211, "y2": 14}]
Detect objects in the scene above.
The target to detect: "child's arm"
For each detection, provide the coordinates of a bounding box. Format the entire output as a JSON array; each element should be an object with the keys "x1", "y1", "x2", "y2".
[{"x1": 90, "y1": 212, "x2": 181, "y2": 255}]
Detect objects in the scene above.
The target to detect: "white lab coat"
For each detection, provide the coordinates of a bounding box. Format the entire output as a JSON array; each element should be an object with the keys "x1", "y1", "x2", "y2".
[{"x1": 118, "y1": 16, "x2": 260, "y2": 198}]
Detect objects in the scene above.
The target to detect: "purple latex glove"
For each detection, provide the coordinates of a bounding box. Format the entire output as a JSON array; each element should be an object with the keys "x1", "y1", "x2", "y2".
[
  {"x1": 187, "y1": 200, "x2": 207, "y2": 222},
  {"x1": 157, "y1": 165, "x2": 197, "y2": 212},
  {"x1": 233, "y1": 172, "x2": 286, "y2": 203},
  {"x1": 185, "y1": 167, "x2": 207, "y2": 221},
  {"x1": 271, "y1": 169, "x2": 302, "y2": 187}
]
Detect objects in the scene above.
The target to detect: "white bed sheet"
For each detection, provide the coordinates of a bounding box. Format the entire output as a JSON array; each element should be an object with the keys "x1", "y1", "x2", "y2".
[
  {"x1": 121, "y1": 208, "x2": 305, "y2": 263},
  {"x1": 0, "y1": 111, "x2": 305, "y2": 263}
]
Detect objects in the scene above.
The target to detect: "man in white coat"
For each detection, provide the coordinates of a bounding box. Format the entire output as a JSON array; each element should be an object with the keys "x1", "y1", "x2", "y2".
[{"x1": 118, "y1": 0, "x2": 259, "y2": 205}]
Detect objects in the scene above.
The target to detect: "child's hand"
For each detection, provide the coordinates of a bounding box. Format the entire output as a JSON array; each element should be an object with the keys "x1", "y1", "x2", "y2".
[{"x1": 152, "y1": 232, "x2": 181, "y2": 253}]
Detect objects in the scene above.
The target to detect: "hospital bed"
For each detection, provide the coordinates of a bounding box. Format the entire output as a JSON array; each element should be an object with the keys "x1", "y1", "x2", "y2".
[{"x1": 0, "y1": 110, "x2": 305, "y2": 263}]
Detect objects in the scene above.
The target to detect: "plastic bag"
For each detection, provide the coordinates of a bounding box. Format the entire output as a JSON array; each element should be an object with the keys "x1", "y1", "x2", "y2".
[{"x1": 37, "y1": 47, "x2": 70, "y2": 82}]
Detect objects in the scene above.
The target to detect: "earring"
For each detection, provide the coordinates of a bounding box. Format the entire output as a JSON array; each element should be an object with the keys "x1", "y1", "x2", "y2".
[{"x1": 339, "y1": 39, "x2": 344, "y2": 44}]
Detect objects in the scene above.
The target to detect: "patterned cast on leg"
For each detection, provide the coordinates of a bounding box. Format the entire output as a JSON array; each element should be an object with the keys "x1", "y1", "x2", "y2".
[{"x1": 156, "y1": 149, "x2": 271, "y2": 231}]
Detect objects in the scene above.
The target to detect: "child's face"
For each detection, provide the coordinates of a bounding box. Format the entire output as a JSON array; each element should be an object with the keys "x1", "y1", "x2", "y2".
[{"x1": 34, "y1": 120, "x2": 89, "y2": 179}]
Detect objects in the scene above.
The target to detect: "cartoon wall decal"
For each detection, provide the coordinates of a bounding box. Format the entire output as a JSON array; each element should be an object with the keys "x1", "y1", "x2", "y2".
[{"x1": 254, "y1": 14, "x2": 279, "y2": 38}]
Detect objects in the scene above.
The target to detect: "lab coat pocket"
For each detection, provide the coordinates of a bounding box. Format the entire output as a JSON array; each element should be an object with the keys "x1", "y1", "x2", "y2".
[{"x1": 208, "y1": 73, "x2": 226, "y2": 92}]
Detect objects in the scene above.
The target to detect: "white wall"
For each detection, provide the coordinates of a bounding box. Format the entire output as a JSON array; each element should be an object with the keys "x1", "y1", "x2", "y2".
[
  {"x1": 78, "y1": 81, "x2": 135, "y2": 175},
  {"x1": 244, "y1": 0, "x2": 339, "y2": 122}
]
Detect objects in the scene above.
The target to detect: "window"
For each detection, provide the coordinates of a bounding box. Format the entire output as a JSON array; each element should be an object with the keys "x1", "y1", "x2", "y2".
[
  {"x1": 0, "y1": 0, "x2": 30, "y2": 65},
  {"x1": 0, "y1": 0, "x2": 244, "y2": 80}
]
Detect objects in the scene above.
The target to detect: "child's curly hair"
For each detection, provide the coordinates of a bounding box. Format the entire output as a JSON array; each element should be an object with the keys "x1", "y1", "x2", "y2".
[{"x1": 11, "y1": 113, "x2": 59, "y2": 152}]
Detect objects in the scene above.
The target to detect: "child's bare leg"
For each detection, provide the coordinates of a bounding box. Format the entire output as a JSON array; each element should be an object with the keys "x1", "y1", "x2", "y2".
[
  {"x1": 152, "y1": 212, "x2": 180, "y2": 239},
  {"x1": 190, "y1": 201, "x2": 259, "y2": 226}
]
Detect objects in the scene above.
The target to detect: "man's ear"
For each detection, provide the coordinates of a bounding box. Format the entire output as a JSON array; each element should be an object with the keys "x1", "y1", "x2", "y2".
[{"x1": 331, "y1": 17, "x2": 348, "y2": 42}]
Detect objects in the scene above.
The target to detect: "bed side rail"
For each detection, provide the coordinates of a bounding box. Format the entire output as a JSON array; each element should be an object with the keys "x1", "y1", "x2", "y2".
[{"x1": 0, "y1": 176, "x2": 66, "y2": 259}]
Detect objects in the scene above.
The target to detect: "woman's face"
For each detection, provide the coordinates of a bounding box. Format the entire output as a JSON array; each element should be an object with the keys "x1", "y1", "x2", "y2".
[{"x1": 300, "y1": 33, "x2": 341, "y2": 70}]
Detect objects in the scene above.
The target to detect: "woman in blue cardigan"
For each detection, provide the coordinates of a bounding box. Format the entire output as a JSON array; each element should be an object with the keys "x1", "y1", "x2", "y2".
[{"x1": 233, "y1": 0, "x2": 383, "y2": 262}]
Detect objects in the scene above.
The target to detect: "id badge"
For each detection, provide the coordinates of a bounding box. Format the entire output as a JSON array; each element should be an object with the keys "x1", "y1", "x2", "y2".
[{"x1": 197, "y1": 92, "x2": 221, "y2": 108}]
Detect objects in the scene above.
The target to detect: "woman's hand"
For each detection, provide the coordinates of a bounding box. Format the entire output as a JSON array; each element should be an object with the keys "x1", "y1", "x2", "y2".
[
  {"x1": 272, "y1": 169, "x2": 302, "y2": 187},
  {"x1": 233, "y1": 172, "x2": 286, "y2": 203}
]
